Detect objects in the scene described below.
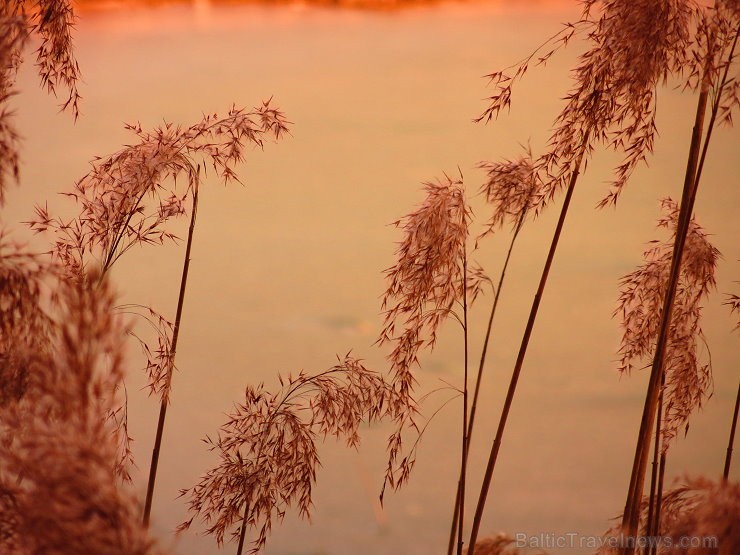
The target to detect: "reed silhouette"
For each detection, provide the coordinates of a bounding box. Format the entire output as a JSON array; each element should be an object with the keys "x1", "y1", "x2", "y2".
[
  {"x1": 1, "y1": 1, "x2": 738, "y2": 553},
  {"x1": 179, "y1": 355, "x2": 395, "y2": 554},
  {"x1": 29, "y1": 104, "x2": 290, "y2": 524}
]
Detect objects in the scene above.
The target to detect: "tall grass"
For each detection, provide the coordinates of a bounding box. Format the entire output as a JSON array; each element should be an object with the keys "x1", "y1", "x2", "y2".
[
  {"x1": 464, "y1": 2, "x2": 738, "y2": 551},
  {"x1": 0, "y1": 247, "x2": 161, "y2": 553},
  {"x1": 1, "y1": 0, "x2": 738, "y2": 552},
  {"x1": 179, "y1": 355, "x2": 395, "y2": 554},
  {"x1": 29, "y1": 105, "x2": 290, "y2": 524}
]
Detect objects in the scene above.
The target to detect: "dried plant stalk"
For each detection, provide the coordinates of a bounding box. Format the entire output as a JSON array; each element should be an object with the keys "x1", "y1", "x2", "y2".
[
  {"x1": 178, "y1": 355, "x2": 393, "y2": 555},
  {"x1": 723, "y1": 382, "x2": 740, "y2": 480},
  {"x1": 620, "y1": 5, "x2": 738, "y2": 546},
  {"x1": 468, "y1": 134, "x2": 589, "y2": 553},
  {"x1": 448, "y1": 153, "x2": 541, "y2": 555}
]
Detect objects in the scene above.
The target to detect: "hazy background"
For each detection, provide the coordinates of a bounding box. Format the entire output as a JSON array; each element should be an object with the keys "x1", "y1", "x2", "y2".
[{"x1": 5, "y1": 1, "x2": 738, "y2": 553}]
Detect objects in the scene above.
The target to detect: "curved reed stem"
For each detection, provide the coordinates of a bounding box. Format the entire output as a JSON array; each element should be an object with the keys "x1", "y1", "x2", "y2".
[
  {"x1": 467, "y1": 134, "x2": 589, "y2": 553},
  {"x1": 142, "y1": 185, "x2": 199, "y2": 526}
]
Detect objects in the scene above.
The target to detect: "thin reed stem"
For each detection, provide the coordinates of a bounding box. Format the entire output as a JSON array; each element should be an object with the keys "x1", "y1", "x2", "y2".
[
  {"x1": 142, "y1": 185, "x2": 200, "y2": 526},
  {"x1": 644, "y1": 381, "x2": 664, "y2": 554},
  {"x1": 468, "y1": 134, "x2": 589, "y2": 553},
  {"x1": 651, "y1": 451, "x2": 667, "y2": 552},
  {"x1": 724, "y1": 381, "x2": 740, "y2": 481},
  {"x1": 457, "y1": 249, "x2": 469, "y2": 555},
  {"x1": 621, "y1": 27, "x2": 738, "y2": 549},
  {"x1": 620, "y1": 86, "x2": 709, "y2": 554},
  {"x1": 447, "y1": 209, "x2": 527, "y2": 555},
  {"x1": 236, "y1": 502, "x2": 249, "y2": 555}
]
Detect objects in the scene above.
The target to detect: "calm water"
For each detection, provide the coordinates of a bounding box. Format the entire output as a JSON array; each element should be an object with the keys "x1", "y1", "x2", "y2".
[{"x1": 6, "y1": 2, "x2": 739, "y2": 553}]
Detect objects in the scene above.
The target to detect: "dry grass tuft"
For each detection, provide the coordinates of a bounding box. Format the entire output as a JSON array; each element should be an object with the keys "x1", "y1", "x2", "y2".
[
  {"x1": 616, "y1": 199, "x2": 720, "y2": 451},
  {"x1": 661, "y1": 477, "x2": 740, "y2": 554},
  {"x1": 597, "y1": 477, "x2": 739, "y2": 554},
  {"x1": 178, "y1": 354, "x2": 393, "y2": 553},
  {"x1": 377, "y1": 174, "x2": 470, "y2": 496},
  {"x1": 0, "y1": 267, "x2": 161, "y2": 554},
  {"x1": 0, "y1": 234, "x2": 53, "y2": 408}
]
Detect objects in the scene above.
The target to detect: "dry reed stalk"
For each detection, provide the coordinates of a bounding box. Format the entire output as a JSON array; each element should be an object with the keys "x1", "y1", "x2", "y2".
[
  {"x1": 377, "y1": 175, "x2": 470, "y2": 500},
  {"x1": 723, "y1": 382, "x2": 739, "y2": 480},
  {"x1": 141, "y1": 183, "x2": 198, "y2": 526},
  {"x1": 468, "y1": 2, "x2": 736, "y2": 551},
  {"x1": 0, "y1": 0, "x2": 80, "y2": 204},
  {"x1": 620, "y1": 4, "x2": 738, "y2": 546},
  {"x1": 645, "y1": 383, "x2": 666, "y2": 554},
  {"x1": 0, "y1": 262, "x2": 162, "y2": 554},
  {"x1": 457, "y1": 245, "x2": 470, "y2": 555},
  {"x1": 447, "y1": 153, "x2": 540, "y2": 555},
  {"x1": 178, "y1": 355, "x2": 394, "y2": 554},
  {"x1": 616, "y1": 199, "x2": 719, "y2": 452},
  {"x1": 468, "y1": 135, "x2": 589, "y2": 552}
]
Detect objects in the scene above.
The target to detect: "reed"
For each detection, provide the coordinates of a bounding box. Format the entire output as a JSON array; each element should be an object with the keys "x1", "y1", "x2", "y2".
[
  {"x1": 447, "y1": 153, "x2": 541, "y2": 555},
  {"x1": 0, "y1": 0, "x2": 80, "y2": 204},
  {"x1": 467, "y1": 2, "x2": 734, "y2": 550},
  {"x1": 29, "y1": 103, "x2": 290, "y2": 523},
  {"x1": 619, "y1": 4, "x2": 739, "y2": 547},
  {"x1": 615, "y1": 199, "x2": 719, "y2": 553},
  {"x1": 377, "y1": 175, "x2": 471, "y2": 501},
  {"x1": 178, "y1": 355, "x2": 394, "y2": 554}
]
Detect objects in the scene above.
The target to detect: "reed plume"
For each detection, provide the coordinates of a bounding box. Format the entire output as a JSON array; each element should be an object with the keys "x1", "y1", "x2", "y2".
[
  {"x1": 616, "y1": 199, "x2": 719, "y2": 451},
  {"x1": 0, "y1": 264, "x2": 161, "y2": 554},
  {"x1": 28, "y1": 103, "x2": 289, "y2": 521},
  {"x1": 0, "y1": 0, "x2": 80, "y2": 204},
  {"x1": 377, "y1": 175, "x2": 470, "y2": 500},
  {"x1": 469, "y1": 3, "x2": 736, "y2": 550},
  {"x1": 725, "y1": 291, "x2": 740, "y2": 328},
  {"x1": 597, "y1": 477, "x2": 739, "y2": 554},
  {"x1": 178, "y1": 354, "x2": 393, "y2": 555},
  {"x1": 29, "y1": 102, "x2": 289, "y2": 287}
]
